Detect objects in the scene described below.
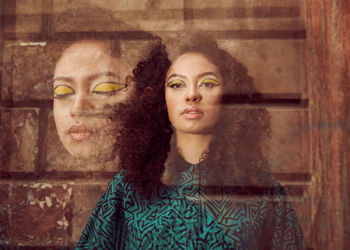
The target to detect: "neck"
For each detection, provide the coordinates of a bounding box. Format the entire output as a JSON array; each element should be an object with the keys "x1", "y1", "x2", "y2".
[{"x1": 175, "y1": 131, "x2": 213, "y2": 164}]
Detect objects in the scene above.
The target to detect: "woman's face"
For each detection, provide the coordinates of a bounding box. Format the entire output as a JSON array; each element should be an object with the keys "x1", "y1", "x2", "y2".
[
  {"x1": 53, "y1": 41, "x2": 131, "y2": 159},
  {"x1": 165, "y1": 52, "x2": 223, "y2": 135}
]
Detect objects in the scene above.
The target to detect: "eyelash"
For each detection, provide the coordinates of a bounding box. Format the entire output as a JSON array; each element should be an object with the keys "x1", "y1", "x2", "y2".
[
  {"x1": 166, "y1": 79, "x2": 220, "y2": 89},
  {"x1": 92, "y1": 82, "x2": 126, "y2": 96},
  {"x1": 199, "y1": 79, "x2": 220, "y2": 88},
  {"x1": 167, "y1": 80, "x2": 185, "y2": 88},
  {"x1": 53, "y1": 82, "x2": 126, "y2": 99},
  {"x1": 54, "y1": 85, "x2": 75, "y2": 99}
]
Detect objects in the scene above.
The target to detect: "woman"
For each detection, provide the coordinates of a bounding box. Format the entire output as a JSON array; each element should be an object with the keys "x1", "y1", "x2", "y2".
[
  {"x1": 77, "y1": 32, "x2": 305, "y2": 249},
  {"x1": 53, "y1": 39, "x2": 132, "y2": 160}
]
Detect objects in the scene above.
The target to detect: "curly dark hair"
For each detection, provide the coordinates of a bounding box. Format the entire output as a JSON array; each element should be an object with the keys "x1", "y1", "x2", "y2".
[
  {"x1": 113, "y1": 39, "x2": 172, "y2": 196},
  {"x1": 114, "y1": 31, "x2": 271, "y2": 196}
]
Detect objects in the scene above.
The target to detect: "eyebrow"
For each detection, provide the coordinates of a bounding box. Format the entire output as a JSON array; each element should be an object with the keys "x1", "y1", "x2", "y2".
[
  {"x1": 52, "y1": 72, "x2": 121, "y2": 84},
  {"x1": 167, "y1": 72, "x2": 219, "y2": 82},
  {"x1": 86, "y1": 71, "x2": 121, "y2": 82},
  {"x1": 52, "y1": 76, "x2": 73, "y2": 84},
  {"x1": 167, "y1": 73, "x2": 187, "y2": 82},
  {"x1": 197, "y1": 72, "x2": 219, "y2": 79}
]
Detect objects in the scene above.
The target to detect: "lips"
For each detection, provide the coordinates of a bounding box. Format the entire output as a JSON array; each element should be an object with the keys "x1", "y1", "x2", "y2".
[
  {"x1": 181, "y1": 106, "x2": 203, "y2": 119},
  {"x1": 69, "y1": 124, "x2": 91, "y2": 141}
]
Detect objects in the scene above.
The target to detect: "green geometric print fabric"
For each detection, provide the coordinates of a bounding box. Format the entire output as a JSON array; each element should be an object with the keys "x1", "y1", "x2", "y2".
[{"x1": 77, "y1": 164, "x2": 305, "y2": 249}]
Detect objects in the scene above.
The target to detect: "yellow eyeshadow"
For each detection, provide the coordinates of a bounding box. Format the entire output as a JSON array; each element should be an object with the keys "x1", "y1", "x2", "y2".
[
  {"x1": 93, "y1": 82, "x2": 125, "y2": 92},
  {"x1": 201, "y1": 78, "x2": 220, "y2": 85},
  {"x1": 167, "y1": 79, "x2": 185, "y2": 87},
  {"x1": 54, "y1": 85, "x2": 74, "y2": 96}
]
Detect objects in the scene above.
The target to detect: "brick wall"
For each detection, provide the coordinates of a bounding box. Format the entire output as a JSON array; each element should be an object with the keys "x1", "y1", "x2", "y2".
[{"x1": 0, "y1": 0, "x2": 315, "y2": 248}]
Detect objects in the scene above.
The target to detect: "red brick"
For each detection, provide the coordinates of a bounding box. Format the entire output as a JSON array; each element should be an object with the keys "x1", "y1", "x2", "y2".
[
  {"x1": 193, "y1": 18, "x2": 303, "y2": 31},
  {"x1": 0, "y1": 109, "x2": 40, "y2": 172},
  {"x1": 9, "y1": 183, "x2": 73, "y2": 246},
  {"x1": 0, "y1": 184, "x2": 10, "y2": 246},
  {"x1": 192, "y1": 0, "x2": 299, "y2": 8},
  {"x1": 2, "y1": 42, "x2": 67, "y2": 102},
  {"x1": 120, "y1": 40, "x2": 154, "y2": 72},
  {"x1": 0, "y1": 110, "x2": 11, "y2": 171},
  {"x1": 3, "y1": 0, "x2": 46, "y2": 34},
  {"x1": 15, "y1": 14, "x2": 42, "y2": 34},
  {"x1": 218, "y1": 39, "x2": 306, "y2": 95},
  {"x1": 52, "y1": 0, "x2": 184, "y2": 32},
  {"x1": 72, "y1": 183, "x2": 109, "y2": 242},
  {"x1": 191, "y1": 0, "x2": 303, "y2": 31},
  {"x1": 267, "y1": 110, "x2": 309, "y2": 174}
]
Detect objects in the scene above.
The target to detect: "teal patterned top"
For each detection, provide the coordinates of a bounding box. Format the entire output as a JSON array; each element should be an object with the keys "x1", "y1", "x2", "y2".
[{"x1": 77, "y1": 163, "x2": 305, "y2": 249}]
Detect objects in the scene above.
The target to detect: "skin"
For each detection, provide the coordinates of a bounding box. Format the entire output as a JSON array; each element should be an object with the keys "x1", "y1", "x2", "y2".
[
  {"x1": 165, "y1": 52, "x2": 223, "y2": 163},
  {"x1": 53, "y1": 41, "x2": 131, "y2": 159}
]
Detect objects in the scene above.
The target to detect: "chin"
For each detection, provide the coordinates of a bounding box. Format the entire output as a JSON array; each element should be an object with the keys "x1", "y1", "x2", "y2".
[
  {"x1": 67, "y1": 148, "x2": 95, "y2": 159},
  {"x1": 180, "y1": 127, "x2": 212, "y2": 135},
  {"x1": 177, "y1": 120, "x2": 218, "y2": 134},
  {"x1": 65, "y1": 144, "x2": 111, "y2": 161},
  {"x1": 59, "y1": 133, "x2": 116, "y2": 161}
]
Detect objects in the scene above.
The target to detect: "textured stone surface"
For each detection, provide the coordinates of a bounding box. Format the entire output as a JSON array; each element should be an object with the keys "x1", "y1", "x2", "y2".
[
  {"x1": 53, "y1": 0, "x2": 184, "y2": 32},
  {"x1": 268, "y1": 109, "x2": 309, "y2": 173},
  {"x1": 219, "y1": 39, "x2": 305, "y2": 95},
  {"x1": 16, "y1": 0, "x2": 45, "y2": 15},
  {"x1": 0, "y1": 110, "x2": 11, "y2": 172},
  {"x1": 120, "y1": 40, "x2": 154, "y2": 71},
  {"x1": 72, "y1": 183, "x2": 109, "y2": 243},
  {"x1": 54, "y1": 0, "x2": 183, "y2": 12},
  {"x1": 192, "y1": 18, "x2": 303, "y2": 31},
  {"x1": 8, "y1": 183, "x2": 73, "y2": 246},
  {"x1": 3, "y1": 0, "x2": 44, "y2": 34},
  {"x1": 286, "y1": 184, "x2": 312, "y2": 248},
  {"x1": 0, "y1": 109, "x2": 39, "y2": 172},
  {"x1": 2, "y1": 42, "x2": 66, "y2": 102},
  {"x1": 192, "y1": 0, "x2": 300, "y2": 8},
  {"x1": 45, "y1": 111, "x2": 118, "y2": 172},
  {"x1": 191, "y1": 0, "x2": 303, "y2": 30},
  {"x1": 0, "y1": 184, "x2": 9, "y2": 246},
  {"x1": 305, "y1": 1, "x2": 350, "y2": 249},
  {"x1": 15, "y1": 0, "x2": 45, "y2": 33}
]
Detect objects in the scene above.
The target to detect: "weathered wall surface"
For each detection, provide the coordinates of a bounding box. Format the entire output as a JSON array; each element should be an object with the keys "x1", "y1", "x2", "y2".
[
  {"x1": 1, "y1": 0, "x2": 346, "y2": 248},
  {"x1": 305, "y1": 1, "x2": 350, "y2": 249}
]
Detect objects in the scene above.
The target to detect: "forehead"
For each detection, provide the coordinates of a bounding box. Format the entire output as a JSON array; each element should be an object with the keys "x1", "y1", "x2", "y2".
[
  {"x1": 168, "y1": 52, "x2": 220, "y2": 76},
  {"x1": 54, "y1": 41, "x2": 122, "y2": 76}
]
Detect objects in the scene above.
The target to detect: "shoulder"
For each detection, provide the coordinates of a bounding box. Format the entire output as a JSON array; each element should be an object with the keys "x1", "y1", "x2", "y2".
[
  {"x1": 111, "y1": 170, "x2": 128, "y2": 188},
  {"x1": 77, "y1": 171, "x2": 131, "y2": 249},
  {"x1": 101, "y1": 170, "x2": 134, "y2": 200}
]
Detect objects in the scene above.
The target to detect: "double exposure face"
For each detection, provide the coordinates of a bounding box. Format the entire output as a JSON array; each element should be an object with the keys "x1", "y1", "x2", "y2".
[{"x1": 53, "y1": 41, "x2": 131, "y2": 159}]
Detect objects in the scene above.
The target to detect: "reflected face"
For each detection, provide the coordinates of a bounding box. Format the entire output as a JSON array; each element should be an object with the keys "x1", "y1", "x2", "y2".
[
  {"x1": 53, "y1": 41, "x2": 131, "y2": 159},
  {"x1": 165, "y1": 52, "x2": 223, "y2": 135}
]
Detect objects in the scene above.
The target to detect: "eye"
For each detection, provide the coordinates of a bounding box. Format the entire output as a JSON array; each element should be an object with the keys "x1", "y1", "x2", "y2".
[
  {"x1": 92, "y1": 82, "x2": 126, "y2": 95},
  {"x1": 167, "y1": 79, "x2": 186, "y2": 89},
  {"x1": 54, "y1": 85, "x2": 74, "y2": 98},
  {"x1": 199, "y1": 78, "x2": 220, "y2": 88}
]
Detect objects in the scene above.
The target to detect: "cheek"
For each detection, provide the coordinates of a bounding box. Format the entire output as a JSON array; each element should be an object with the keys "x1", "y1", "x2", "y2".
[
  {"x1": 53, "y1": 102, "x2": 69, "y2": 134},
  {"x1": 94, "y1": 93, "x2": 130, "y2": 109},
  {"x1": 205, "y1": 90, "x2": 223, "y2": 106},
  {"x1": 165, "y1": 92, "x2": 178, "y2": 122}
]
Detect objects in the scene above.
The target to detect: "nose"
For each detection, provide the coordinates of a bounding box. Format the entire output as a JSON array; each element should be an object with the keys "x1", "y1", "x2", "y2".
[
  {"x1": 70, "y1": 94, "x2": 94, "y2": 117},
  {"x1": 185, "y1": 87, "x2": 202, "y2": 103}
]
